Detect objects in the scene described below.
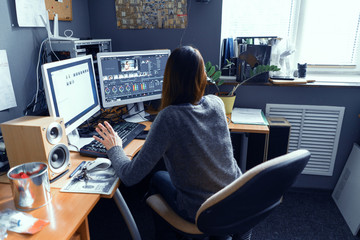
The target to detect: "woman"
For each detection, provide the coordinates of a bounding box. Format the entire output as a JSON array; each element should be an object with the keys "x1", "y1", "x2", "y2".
[{"x1": 94, "y1": 46, "x2": 241, "y2": 238}]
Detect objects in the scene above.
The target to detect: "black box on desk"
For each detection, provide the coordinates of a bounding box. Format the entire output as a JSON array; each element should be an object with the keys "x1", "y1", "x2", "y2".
[{"x1": 267, "y1": 117, "x2": 291, "y2": 160}]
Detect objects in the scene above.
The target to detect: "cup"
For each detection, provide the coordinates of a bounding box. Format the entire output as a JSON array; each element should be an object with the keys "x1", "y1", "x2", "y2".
[
  {"x1": 7, "y1": 162, "x2": 51, "y2": 211},
  {"x1": 298, "y1": 63, "x2": 307, "y2": 78}
]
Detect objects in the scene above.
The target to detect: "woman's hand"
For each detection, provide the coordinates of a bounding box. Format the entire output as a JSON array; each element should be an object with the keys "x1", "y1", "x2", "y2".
[{"x1": 93, "y1": 121, "x2": 123, "y2": 150}]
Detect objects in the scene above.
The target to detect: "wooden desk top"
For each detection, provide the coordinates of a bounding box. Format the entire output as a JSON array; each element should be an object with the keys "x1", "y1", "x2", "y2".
[
  {"x1": 0, "y1": 184, "x2": 100, "y2": 240},
  {"x1": 228, "y1": 121, "x2": 269, "y2": 134}
]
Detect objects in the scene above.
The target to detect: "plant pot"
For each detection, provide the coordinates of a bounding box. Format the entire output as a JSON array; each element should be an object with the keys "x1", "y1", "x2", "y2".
[{"x1": 216, "y1": 92, "x2": 236, "y2": 114}]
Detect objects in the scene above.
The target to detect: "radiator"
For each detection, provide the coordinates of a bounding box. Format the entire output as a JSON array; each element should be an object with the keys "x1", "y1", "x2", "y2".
[{"x1": 266, "y1": 104, "x2": 345, "y2": 176}]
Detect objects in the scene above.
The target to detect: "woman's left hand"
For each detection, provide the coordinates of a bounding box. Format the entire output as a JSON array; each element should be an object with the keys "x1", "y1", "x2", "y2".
[{"x1": 93, "y1": 121, "x2": 123, "y2": 150}]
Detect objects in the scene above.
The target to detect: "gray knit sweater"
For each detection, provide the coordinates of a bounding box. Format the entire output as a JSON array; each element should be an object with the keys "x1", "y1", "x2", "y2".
[{"x1": 107, "y1": 94, "x2": 241, "y2": 219}]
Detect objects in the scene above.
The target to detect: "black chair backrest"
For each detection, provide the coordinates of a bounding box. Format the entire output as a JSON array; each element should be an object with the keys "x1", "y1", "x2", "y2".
[{"x1": 196, "y1": 149, "x2": 311, "y2": 236}]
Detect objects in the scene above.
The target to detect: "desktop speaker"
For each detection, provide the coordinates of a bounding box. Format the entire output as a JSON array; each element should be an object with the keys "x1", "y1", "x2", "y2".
[
  {"x1": 267, "y1": 117, "x2": 291, "y2": 160},
  {"x1": 0, "y1": 116, "x2": 70, "y2": 180}
]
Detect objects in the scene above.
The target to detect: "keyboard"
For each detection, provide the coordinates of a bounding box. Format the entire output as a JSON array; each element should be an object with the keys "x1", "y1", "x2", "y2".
[{"x1": 79, "y1": 122, "x2": 146, "y2": 158}]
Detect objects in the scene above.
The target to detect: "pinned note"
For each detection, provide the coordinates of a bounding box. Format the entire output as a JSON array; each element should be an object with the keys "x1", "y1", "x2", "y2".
[
  {"x1": 0, "y1": 50, "x2": 17, "y2": 111},
  {"x1": 15, "y1": 0, "x2": 47, "y2": 27}
]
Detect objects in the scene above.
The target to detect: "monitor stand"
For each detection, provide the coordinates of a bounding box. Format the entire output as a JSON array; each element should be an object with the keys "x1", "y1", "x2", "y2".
[
  {"x1": 124, "y1": 102, "x2": 149, "y2": 123},
  {"x1": 67, "y1": 129, "x2": 93, "y2": 152}
]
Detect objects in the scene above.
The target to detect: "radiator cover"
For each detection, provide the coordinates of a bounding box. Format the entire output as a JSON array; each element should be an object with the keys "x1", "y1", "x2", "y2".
[{"x1": 266, "y1": 104, "x2": 345, "y2": 176}]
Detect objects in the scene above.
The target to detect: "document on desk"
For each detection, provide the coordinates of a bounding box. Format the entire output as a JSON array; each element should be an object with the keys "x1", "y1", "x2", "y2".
[
  {"x1": 61, "y1": 165, "x2": 119, "y2": 195},
  {"x1": 231, "y1": 108, "x2": 268, "y2": 125}
]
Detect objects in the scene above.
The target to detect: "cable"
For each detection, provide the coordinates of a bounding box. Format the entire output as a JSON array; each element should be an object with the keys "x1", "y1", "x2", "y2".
[
  {"x1": 25, "y1": 35, "x2": 65, "y2": 115},
  {"x1": 179, "y1": 0, "x2": 192, "y2": 46},
  {"x1": 48, "y1": 38, "x2": 60, "y2": 61},
  {"x1": 64, "y1": 29, "x2": 74, "y2": 38},
  {"x1": 68, "y1": 143, "x2": 79, "y2": 152},
  {"x1": 24, "y1": 38, "x2": 48, "y2": 115},
  {"x1": 33, "y1": 39, "x2": 49, "y2": 112}
]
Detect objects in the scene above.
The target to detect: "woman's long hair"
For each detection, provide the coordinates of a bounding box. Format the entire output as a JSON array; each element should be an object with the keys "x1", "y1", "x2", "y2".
[{"x1": 161, "y1": 46, "x2": 207, "y2": 109}]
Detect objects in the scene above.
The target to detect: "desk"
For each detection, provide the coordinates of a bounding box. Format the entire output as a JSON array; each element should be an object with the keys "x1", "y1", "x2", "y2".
[
  {"x1": 0, "y1": 142, "x2": 144, "y2": 240},
  {"x1": 0, "y1": 116, "x2": 268, "y2": 240}
]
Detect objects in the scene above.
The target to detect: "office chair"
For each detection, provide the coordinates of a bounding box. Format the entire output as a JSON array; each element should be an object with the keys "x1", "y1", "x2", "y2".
[{"x1": 146, "y1": 149, "x2": 311, "y2": 240}]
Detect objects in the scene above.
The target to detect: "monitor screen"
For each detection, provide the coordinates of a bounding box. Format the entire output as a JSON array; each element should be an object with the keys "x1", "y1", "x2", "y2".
[
  {"x1": 41, "y1": 55, "x2": 101, "y2": 135},
  {"x1": 97, "y1": 49, "x2": 171, "y2": 109}
]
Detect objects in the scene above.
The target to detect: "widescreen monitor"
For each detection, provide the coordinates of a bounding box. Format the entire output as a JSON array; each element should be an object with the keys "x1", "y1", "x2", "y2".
[
  {"x1": 41, "y1": 55, "x2": 101, "y2": 138},
  {"x1": 97, "y1": 49, "x2": 170, "y2": 122}
]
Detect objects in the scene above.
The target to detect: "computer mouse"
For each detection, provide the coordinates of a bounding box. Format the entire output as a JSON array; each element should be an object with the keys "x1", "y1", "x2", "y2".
[{"x1": 87, "y1": 158, "x2": 111, "y2": 171}]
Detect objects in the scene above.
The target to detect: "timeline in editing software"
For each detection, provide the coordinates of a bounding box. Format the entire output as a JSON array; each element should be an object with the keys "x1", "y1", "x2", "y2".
[{"x1": 101, "y1": 54, "x2": 165, "y2": 103}]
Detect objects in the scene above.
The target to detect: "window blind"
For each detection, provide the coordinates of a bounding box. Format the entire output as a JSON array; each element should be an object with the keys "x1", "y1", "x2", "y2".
[
  {"x1": 297, "y1": 0, "x2": 360, "y2": 66},
  {"x1": 221, "y1": 0, "x2": 297, "y2": 39}
]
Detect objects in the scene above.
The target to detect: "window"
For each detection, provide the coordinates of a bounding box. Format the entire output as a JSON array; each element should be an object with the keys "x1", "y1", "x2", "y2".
[
  {"x1": 221, "y1": 0, "x2": 360, "y2": 79},
  {"x1": 221, "y1": 0, "x2": 298, "y2": 41}
]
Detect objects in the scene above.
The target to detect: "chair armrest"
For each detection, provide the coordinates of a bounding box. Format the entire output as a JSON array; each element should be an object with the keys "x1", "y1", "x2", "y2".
[{"x1": 146, "y1": 194, "x2": 203, "y2": 235}]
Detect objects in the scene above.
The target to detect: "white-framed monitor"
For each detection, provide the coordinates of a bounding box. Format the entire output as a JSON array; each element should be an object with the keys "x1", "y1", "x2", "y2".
[
  {"x1": 97, "y1": 49, "x2": 171, "y2": 122},
  {"x1": 41, "y1": 55, "x2": 101, "y2": 147}
]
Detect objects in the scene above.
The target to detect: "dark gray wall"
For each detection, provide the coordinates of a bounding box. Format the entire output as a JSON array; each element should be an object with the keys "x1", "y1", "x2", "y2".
[
  {"x1": 88, "y1": 0, "x2": 360, "y2": 190},
  {"x1": 0, "y1": 0, "x2": 91, "y2": 123},
  {"x1": 88, "y1": 0, "x2": 221, "y2": 64}
]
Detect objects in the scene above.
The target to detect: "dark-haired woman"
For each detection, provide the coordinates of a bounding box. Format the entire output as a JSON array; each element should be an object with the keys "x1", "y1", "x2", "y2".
[{"x1": 94, "y1": 46, "x2": 241, "y2": 239}]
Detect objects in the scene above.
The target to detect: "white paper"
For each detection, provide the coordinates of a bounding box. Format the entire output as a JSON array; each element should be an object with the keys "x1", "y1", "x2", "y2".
[
  {"x1": 0, "y1": 50, "x2": 17, "y2": 111},
  {"x1": 15, "y1": 0, "x2": 47, "y2": 27},
  {"x1": 61, "y1": 163, "x2": 119, "y2": 195},
  {"x1": 231, "y1": 108, "x2": 266, "y2": 125}
]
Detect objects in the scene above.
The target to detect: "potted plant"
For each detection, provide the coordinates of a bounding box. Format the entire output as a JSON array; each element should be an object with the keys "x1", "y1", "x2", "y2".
[{"x1": 206, "y1": 60, "x2": 280, "y2": 114}]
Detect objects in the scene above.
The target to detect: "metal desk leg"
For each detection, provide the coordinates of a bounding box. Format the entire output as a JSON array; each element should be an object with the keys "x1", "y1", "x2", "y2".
[
  {"x1": 113, "y1": 189, "x2": 142, "y2": 240},
  {"x1": 239, "y1": 133, "x2": 249, "y2": 172}
]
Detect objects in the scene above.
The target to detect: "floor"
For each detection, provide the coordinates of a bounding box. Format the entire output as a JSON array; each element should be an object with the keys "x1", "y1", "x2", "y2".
[{"x1": 88, "y1": 179, "x2": 359, "y2": 240}]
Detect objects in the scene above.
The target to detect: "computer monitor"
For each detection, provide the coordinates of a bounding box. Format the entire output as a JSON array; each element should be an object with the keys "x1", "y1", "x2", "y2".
[
  {"x1": 41, "y1": 55, "x2": 101, "y2": 147},
  {"x1": 97, "y1": 49, "x2": 171, "y2": 122}
]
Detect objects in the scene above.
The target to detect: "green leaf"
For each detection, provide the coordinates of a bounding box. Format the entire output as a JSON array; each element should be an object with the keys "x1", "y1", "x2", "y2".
[
  {"x1": 212, "y1": 70, "x2": 221, "y2": 82},
  {"x1": 222, "y1": 59, "x2": 235, "y2": 69},
  {"x1": 270, "y1": 65, "x2": 281, "y2": 71},
  {"x1": 205, "y1": 61, "x2": 212, "y2": 72},
  {"x1": 208, "y1": 66, "x2": 215, "y2": 77},
  {"x1": 217, "y1": 79, "x2": 224, "y2": 86}
]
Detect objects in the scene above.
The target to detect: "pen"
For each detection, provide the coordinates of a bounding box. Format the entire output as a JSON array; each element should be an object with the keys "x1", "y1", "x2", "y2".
[
  {"x1": 69, "y1": 161, "x2": 86, "y2": 178},
  {"x1": 50, "y1": 169, "x2": 69, "y2": 184}
]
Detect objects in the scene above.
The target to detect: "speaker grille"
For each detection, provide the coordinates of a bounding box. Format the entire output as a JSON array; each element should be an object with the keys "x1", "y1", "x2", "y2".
[{"x1": 48, "y1": 144, "x2": 69, "y2": 173}]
